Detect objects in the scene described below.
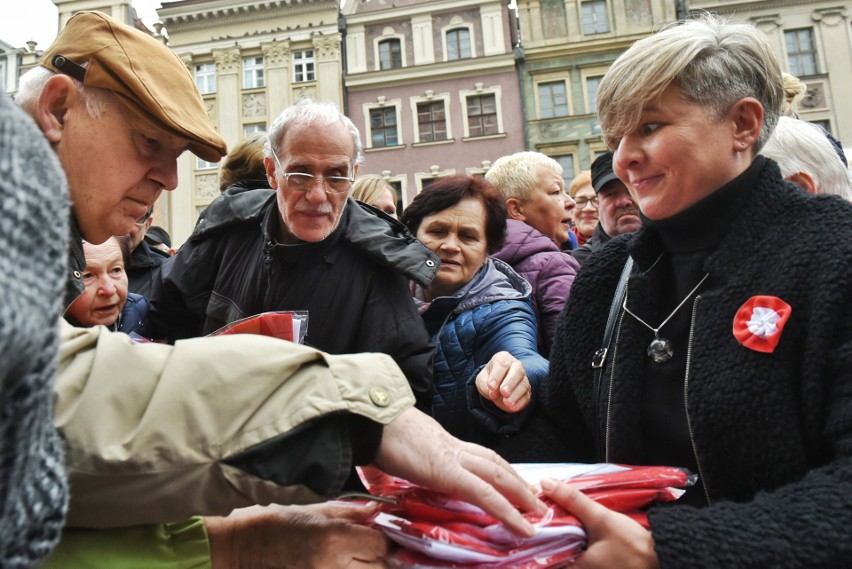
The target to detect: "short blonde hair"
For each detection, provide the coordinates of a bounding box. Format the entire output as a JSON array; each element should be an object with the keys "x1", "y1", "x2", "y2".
[
  {"x1": 352, "y1": 174, "x2": 397, "y2": 205},
  {"x1": 485, "y1": 151, "x2": 563, "y2": 201},
  {"x1": 781, "y1": 72, "x2": 807, "y2": 118},
  {"x1": 218, "y1": 132, "x2": 267, "y2": 191},
  {"x1": 597, "y1": 13, "x2": 784, "y2": 152},
  {"x1": 568, "y1": 171, "x2": 592, "y2": 198}
]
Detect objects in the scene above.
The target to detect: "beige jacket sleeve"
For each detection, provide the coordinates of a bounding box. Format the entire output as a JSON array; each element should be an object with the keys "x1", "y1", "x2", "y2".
[{"x1": 55, "y1": 321, "x2": 414, "y2": 528}]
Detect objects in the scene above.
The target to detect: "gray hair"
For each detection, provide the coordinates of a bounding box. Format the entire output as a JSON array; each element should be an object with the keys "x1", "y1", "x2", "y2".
[
  {"x1": 264, "y1": 98, "x2": 364, "y2": 169},
  {"x1": 597, "y1": 13, "x2": 784, "y2": 152},
  {"x1": 16, "y1": 65, "x2": 114, "y2": 119},
  {"x1": 484, "y1": 151, "x2": 563, "y2": 201},
  {"x1": 760, "y1": 116, "x2": 852, "y2": 200}
]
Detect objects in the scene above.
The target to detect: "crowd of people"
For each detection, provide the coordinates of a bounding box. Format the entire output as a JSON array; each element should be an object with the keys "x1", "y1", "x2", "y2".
[{"x1": 2, "y1": 7, "x2": 851, "y2": 569}]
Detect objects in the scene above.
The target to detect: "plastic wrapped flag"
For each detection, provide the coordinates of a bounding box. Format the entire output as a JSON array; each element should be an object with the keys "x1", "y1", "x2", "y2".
[
  {"x1": 357, "y1": 463, "x2": 694, "y2": 568},
  {"x1": 208, "y1": 310, "x2": 309, "y2": 344}
]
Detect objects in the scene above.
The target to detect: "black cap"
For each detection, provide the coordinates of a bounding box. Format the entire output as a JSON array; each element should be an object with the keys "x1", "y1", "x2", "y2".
[
  {"x1": 144, "y1": 226, "x2": 172, "y2": 248},
  {"x1": 591, "y1": 151, "x2": 619, "y2": 194}
]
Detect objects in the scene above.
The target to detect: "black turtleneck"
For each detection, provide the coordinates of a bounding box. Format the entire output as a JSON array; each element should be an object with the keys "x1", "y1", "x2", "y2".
[{"x1": 628, "y1": 156, "x2": 764, "y2": 506}]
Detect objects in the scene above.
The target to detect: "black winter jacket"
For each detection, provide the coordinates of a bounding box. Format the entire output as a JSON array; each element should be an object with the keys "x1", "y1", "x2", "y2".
[
  {"x1": 510, "y1": 159, "x2": 852, "y2": 567},
  {"x1": 570, "y1": 222, "x2": 611, "y2": 266},
  {"x1": 149, "y1": 188, "x2": 439, "y2": 408}
]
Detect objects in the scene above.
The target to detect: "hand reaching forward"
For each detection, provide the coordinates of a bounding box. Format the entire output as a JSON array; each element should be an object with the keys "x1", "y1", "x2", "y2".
[
  {"x1": 373, "y1": 407, "x2": 546, "y2": 537},
  {"x1": 541, "y1": 478, "x2": 660, "y2": 569},
  {"x1": 206, "y1": 502, "x2": 388, "y2": 568},
  {"x1": 475, "y1": 351, "x2": 532, "y2": 413}
]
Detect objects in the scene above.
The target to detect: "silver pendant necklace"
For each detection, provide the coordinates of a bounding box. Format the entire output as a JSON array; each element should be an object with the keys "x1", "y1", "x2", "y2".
[{"x1": 621, "y1": 272, "x2": 710, "y2": 364}]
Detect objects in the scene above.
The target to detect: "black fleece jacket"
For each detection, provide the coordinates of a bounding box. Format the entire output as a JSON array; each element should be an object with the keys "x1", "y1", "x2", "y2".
[{"x1": 507, "y1": 158, "x2": 852, "y2": 568}]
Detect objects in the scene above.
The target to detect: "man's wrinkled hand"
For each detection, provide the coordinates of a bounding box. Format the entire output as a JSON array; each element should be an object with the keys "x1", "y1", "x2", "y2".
[
  {"x1": 206, "y1": 502, "x2": 389, "y2": 568},
  {"x1": 373, "y1": 407, "x2": 545, "y2": 537}
]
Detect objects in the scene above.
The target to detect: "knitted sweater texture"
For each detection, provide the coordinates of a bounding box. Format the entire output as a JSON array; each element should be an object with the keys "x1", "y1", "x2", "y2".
[{"x1": 0, "y1": 95, "x2": 69, "y2": 566}]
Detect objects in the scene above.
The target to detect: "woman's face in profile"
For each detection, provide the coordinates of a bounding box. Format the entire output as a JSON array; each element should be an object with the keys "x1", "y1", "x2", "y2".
[
  {"x1": 611, "y1": 85, "x2": 751, "y2": 220},
  {"x1": 416, "y1": 197, "x2": 488, "y2": 299}
]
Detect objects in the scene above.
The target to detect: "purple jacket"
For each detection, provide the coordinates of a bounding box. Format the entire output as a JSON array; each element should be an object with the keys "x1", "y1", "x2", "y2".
[{"x1": 492, "y1": 219, "x2": 580, "y2": 356}]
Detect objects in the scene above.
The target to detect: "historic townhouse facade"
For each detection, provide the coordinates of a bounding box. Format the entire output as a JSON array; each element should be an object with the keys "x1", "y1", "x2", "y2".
[
  {"x1": 341, "y1": 0, "x2": 526, "y2": 209},
  {"x1": 514, "y1": 0, "x2": 852, "y2": 174},
  {"x1": 26, "y1": 0, "x2": 850, "y2": 243},
  {"x1": 153, "y1": 0, "x2": 344, "y2": 242},
  {"x1": 692, "y1": 0, "x2": 852, "y2": 143},
  {"x1": 515, "y1": 0, "x2": 677, "y2": 174}
]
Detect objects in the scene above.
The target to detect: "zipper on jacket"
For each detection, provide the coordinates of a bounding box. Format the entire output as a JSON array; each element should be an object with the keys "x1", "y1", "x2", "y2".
[
  {"x1": 603, "y1": 309, "x2": 625, "y2": 462},
  {"x1": 684, "y1": 295, "x2": 712, "y2": 505},
  {"x1": 262, "y1": 241, "x2": 274, "y2": 309}
]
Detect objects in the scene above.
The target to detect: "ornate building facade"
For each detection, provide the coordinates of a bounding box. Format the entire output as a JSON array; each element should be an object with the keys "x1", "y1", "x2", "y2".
[
  {"x1": 154, "y1": 0, "x2": 344, "y2": 242},
  {"x1": 514, "y1": 0, "x2": 852, "y2": 173},
  {"x1": 29, "y1": 0, "x2": 851, "y2": 243},
  {"x1": 341, "y1": 0, "x2": 526, "y2": 209}
]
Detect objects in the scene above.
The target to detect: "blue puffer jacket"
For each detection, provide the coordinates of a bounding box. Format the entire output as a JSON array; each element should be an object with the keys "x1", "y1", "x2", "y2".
[
  {"x1": 414, "y1": 258, "x2": 549, "y2": 450},
  {"x1": 116, "y1": 293, "x2": 149, "y2": 337}
]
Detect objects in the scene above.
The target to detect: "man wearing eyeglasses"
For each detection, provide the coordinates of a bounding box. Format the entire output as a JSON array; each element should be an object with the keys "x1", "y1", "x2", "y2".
[
  {"x1": 572, "y1": 151, "x2": 642, "y2": 266},
  {"x1": 150, "y1": 98, "x2": 438, "y2": 411}
]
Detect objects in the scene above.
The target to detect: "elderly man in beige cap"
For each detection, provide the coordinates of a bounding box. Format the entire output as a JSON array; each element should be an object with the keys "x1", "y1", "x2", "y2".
[{"x1": 12, "y1": 11, "x2": 542, "y2": 567}]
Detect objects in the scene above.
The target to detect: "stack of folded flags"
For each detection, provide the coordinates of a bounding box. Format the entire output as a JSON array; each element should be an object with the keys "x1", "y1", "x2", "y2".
[{"x1": 358, "y1": 463, "x2": 694, "y2": 568}]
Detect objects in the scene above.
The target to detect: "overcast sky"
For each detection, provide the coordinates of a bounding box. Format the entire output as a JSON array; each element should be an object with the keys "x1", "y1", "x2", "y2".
[{"x1": 0, "y1": 0, "x2": 163, "y2": 50}]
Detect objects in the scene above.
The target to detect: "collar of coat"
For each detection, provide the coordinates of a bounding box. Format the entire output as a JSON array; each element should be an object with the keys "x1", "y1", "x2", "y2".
[{"x1": 190, "y1": 186, "x2": 439, "y2": 288}]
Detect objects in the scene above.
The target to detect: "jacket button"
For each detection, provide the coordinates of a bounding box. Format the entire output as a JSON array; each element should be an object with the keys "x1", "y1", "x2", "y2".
[
  {"x1": 425, "y1": 260, "x2": 435, "y2": 267},
  {"x1": 369, "y1": 387, "x2": 391, "y2": 407}
]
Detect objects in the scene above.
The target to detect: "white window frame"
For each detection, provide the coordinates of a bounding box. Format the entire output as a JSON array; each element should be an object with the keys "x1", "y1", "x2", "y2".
[
  {"x1": 459, "y1": 85, "x2": 503, "y2": 139},
  {"x1": 533, "y1": 73, "x2": 573, "y2": 119},
  {"x1": 441, "y1": 20, "x2": 475, "y2": 62},
  {"x1": 581, "y1": 0, "x2": 610, "y2": 35},
  {"x1": 194, "y1": 62, "x2": 216, "y2": 95},
  {"x1": 410, "y1": 92, "x2": 453, "y2": 144},
  {"x1": 536, "y1": 79, "x2": 570, "y2": 119},
  {"x1": 363, "y1": 98, "x2": 404, "y2": 150},
  {"x1": 242, "y1": 56, "x2": 265, "y2": 89},
  {"x1": 374, "y1": 31, "x2": 406, "y2": 70},
  {"x1": 784, "y1": 27, "x2": 820, "y2": 77},
  {"x1": 243, "y1": 123, "x2": 266, "y2": 136},
  {"x1": 293, "y1": 50, "x2": 316, "y2": 83}
]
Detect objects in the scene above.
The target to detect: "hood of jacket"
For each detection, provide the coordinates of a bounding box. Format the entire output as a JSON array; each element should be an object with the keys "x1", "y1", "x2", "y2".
[
  {"x1": 189, "y1": 187, "x2": 438, "y2": 288},
  {"x1": 416, "y1": 258, "x2": 531, "y2": 333},
  {"x1": 492, "y1": 219, "x2": 560, "y2": 265}
]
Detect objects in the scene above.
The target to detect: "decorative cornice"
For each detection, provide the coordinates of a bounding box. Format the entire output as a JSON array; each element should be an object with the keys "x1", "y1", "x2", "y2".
[
  {"x1": 212, "y1": 46, "x2": 242, "y2": 74},
  {"x1": 312, "y1": 33, "x2": 342, "y2": 61},
  {"x1": 812, "y1": 7, "x2": 848, "y2": 26},
  {"x1": 262, "y1": 41, "x2": 292, "y2": 67},
  {"x1": 160, "y1": 0, "x2": 339, "y2": 34},
  {"x1": 345, "y1": 53, "x2": 515, "y2": 89},
  {"x1": 179, "y1": 53, "x2": 194, "y2": 72}
]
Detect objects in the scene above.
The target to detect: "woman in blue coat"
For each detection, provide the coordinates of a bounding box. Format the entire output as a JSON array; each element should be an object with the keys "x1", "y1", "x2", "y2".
[{"x1": 401, "y1": 175, "x2": 549, "y2": 451}]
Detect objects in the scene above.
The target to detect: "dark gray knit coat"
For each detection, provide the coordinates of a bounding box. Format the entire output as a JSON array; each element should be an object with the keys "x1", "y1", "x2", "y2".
[
  {"x1": 510, "y1": 159, "x2": 852, "y2": 567},
  {"x1": 0, "y1": 96, "x2": 68, "y2": 565}
]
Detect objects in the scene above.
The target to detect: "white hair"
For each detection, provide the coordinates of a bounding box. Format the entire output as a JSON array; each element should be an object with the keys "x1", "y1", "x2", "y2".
[
  {"x1": 16, "y1": 65, "x2": 114, "y2": 119},
  {"x1": 760, "y1": 116, "x2": 852, "y2": 201},
  {"x1": 264, "y1": 98, "x2": 364, "y2": 168}
]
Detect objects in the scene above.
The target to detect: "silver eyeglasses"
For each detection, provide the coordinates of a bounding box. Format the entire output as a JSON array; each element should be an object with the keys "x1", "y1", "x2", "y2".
[{"x1": 272, "y1": 153, "x2": 354, "y2": 194}]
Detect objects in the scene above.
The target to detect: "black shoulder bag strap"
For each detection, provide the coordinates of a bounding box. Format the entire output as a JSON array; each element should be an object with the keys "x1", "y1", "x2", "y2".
[
  {"x1": 592, "y1": 256, "x2": 633, "y2": 397},
  {"x1": 591, "y1": 255, "x2": 633, "y2": 459}
]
